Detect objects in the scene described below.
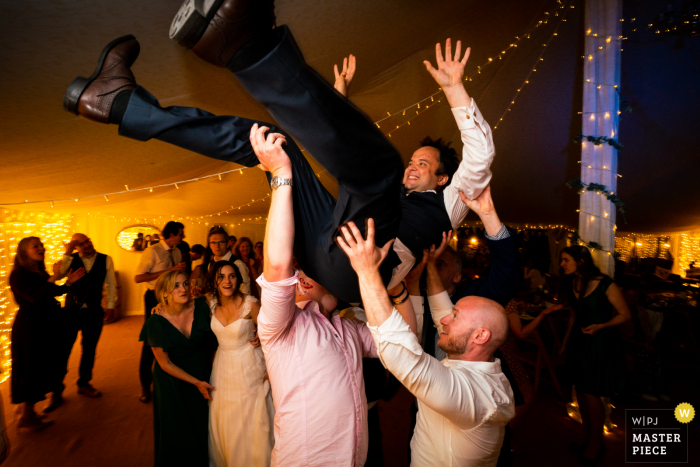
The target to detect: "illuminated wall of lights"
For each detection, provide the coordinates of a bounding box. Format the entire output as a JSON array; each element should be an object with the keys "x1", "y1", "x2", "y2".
[
  {"x1": 678, "y1": 233, "x2": 700, "y2": 278},
  {"x1": 614, "y1": 233, "x2": 671, "y2": 263},
  {"x1": 0, "y1": 209, "x2": 73, "y2": 382}
]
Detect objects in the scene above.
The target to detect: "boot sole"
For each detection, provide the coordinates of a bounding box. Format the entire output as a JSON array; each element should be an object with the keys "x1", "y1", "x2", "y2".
[
  {"x1": 169, "y1": 0, "x2": 224, "y2": 49},
  {"x1": 62, "y1": 34, "x2": 137, "y2": 115}
]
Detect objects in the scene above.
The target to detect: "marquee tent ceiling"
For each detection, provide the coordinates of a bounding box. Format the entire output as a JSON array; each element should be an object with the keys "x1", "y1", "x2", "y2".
[{"x1": 1, "y1": 0, "x2": 698, "y2": 232}]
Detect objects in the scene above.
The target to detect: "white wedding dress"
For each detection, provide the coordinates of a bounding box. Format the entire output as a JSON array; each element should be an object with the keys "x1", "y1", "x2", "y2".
[{"x1": 209, "y1": 295, "x2": 274, "y2": 467}]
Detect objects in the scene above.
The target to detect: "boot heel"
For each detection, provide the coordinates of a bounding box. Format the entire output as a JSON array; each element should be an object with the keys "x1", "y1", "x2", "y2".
[
  {"x1": 62, "y1": 76, "x2": 91, "y2": 114},
  {"x1": 170, "y1": 0, "x2": 224, "y2": 49}
]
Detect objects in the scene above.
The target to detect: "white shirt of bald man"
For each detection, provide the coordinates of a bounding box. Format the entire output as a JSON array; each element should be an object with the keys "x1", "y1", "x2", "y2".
[{"x1": 368, "y1": 296, "x2": 515, "y2": 466}]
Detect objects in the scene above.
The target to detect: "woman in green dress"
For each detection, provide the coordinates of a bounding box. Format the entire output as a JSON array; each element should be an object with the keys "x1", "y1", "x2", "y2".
[
  {"x1": 140, "y1": 270, "x2": 218, "y2": 467},
  {"x1": 559, "y1": 246, "x2": 631, "y2": 466}
]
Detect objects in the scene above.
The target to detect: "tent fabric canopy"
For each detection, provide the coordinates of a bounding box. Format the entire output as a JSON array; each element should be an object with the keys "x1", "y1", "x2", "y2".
[{"x1": 1, "y1": 0, "x2": 698, "y2": 232}]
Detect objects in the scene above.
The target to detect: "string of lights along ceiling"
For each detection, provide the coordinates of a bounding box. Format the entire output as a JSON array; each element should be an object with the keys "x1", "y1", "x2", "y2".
[{"x1": 1, "y1": 0, "x2": 574, "y2": 210}]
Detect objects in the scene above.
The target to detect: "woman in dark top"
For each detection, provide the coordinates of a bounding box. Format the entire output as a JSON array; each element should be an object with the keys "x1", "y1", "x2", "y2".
[
  {"x1": 10, "y1": 236, "x2": 84, "y2": 430},
  {"x1": 559, "y1": 246, "x2": 630, "y2": 465},
  {"x1": 140, "y1": 269, "x2": 217, "y2": 467}
]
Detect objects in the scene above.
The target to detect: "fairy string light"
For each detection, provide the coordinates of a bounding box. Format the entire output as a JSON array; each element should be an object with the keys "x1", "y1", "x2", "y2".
[{"x1": 493, "y1": 0, "x2": 574, "y2": 130}]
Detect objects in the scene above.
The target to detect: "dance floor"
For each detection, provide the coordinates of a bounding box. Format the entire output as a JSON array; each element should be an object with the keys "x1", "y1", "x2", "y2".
[{"x1": 0, "y1": 315, "x2": 697, "y2": 466}]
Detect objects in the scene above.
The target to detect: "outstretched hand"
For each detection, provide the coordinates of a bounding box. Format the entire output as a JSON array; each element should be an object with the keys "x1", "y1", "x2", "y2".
[
  {"x1": 336, "y1": 219, "x2": 395, "y2": 276},
  {"x1": 427, "y1": 230, "x2": 452, "y2": 264},
  {"x1": 423, "y1": 38, "x2": 470, "y2": 90},
  {"x1": 333, "y1": 55, "x2": 356, "y2": 97},
  {"x1": 249, "y1": 123, "x2": 291, "y2": 177},
  {"x1": 459, "y1": 184, "x2": 495, "y2": 218}
]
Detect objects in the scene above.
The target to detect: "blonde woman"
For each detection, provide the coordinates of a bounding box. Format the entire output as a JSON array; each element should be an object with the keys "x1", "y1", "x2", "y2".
[
  {"x1": 206, "y1": 260, "x2": 273, "y2": 467},
  {"x1": 139, "y1": 270, "x2": 217, "y2": 467}
]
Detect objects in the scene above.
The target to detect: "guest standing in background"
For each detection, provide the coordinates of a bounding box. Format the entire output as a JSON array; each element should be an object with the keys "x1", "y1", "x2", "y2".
[
  {"x1": 559, "y1": 246, "x2": 630, "y2": 465},
  {"x1": 9, "y1": 237, "x2": 85, "y2": 430},
  {"x1": 140, "y1": 270, "x2": 217, "y2": 467},
  {"x1": 233, "y1": 237, "x2": 259, "y2": 298},
  {"x1": 143, "y1": 235, "x2": 152, "y2": 249},
  {"x1": 134, "y1": 221, "x2": 187, "y2": 403},
  {"x1": 48, "y1": 234, "x2": 116, "y2": 412},
  {"x1": 254, "y1": 242, "x2": 264, "y2": 277},
  {"x1": 227, "y1": 236, "x2": 238, "y2": 256},
  {"x1": 206, "y1": 260, "x2": 273, "y2": 467},
  {"x1": 131, "y1": 233, "x2": 145, "y2": 251}
]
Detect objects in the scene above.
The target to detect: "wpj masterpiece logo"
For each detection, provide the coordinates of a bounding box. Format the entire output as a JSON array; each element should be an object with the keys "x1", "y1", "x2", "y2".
[{"x1": 625, "y1": 403, "x2": 694, "y2": 463}]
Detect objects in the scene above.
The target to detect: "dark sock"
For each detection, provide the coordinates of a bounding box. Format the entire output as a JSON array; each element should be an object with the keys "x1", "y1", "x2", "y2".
[
  {"x1": 227, "y1": 28, "x2": 282, "y2": 72},
  {"x1": 108, "y1": 90, "x2": 133, "y2": 125}
]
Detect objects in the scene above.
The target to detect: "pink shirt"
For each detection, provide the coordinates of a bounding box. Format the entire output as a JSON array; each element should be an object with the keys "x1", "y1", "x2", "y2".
[{"x1": 257, "y1": 272, "x2": 378, "y2": 467}]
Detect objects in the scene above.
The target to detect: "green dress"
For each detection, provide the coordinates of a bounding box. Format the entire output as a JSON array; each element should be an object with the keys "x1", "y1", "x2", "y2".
[
  {"x1": 567, "y1": 276, "x2": 625, "y2": 397},
  {"x1": 139, "y1": 297, "x2": 218, "y2": 467}
]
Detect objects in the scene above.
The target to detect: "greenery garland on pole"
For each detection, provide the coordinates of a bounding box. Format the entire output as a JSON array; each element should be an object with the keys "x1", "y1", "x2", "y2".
[
  {"x1": 570, "y1": 230, "x2": 621, "y2": 259},
  {"x1": 574, "y1": 134, "x2": 624, "y2": 150},
  {"x1": 566, "y1": 177, "x2": 627, "y2": 223}
]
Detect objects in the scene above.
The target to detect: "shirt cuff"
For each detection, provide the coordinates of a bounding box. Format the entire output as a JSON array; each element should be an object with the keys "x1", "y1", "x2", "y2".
[
  {"x1": 485, "y1": 224, "x2": 510, "y2": 241},
  {"x1": 451, "y1": 98, "x2": 477, "y2": 131},
  {"x1": 368, "y1": 308, "x2": 424, "y2": 369},
  {"x1": 256, "y1": 269, "x2": 299, "y2": 288}
]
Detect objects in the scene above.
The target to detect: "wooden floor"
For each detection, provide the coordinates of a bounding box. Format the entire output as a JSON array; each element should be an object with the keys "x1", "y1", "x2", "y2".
[{"x1": 0, "y1": 316, "x2": 697, "y2": 467}]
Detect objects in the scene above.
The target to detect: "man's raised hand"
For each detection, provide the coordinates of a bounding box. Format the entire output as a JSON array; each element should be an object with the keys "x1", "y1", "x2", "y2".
[
  {"x1": 459, "y1": 184, "x2": 495, "y2": 218},
  {"x1": 336, "y1": 219, "x2": 394, "y2": 276},
  {"x1": 427, "y1": 230, "x2": 453, "y2": 263},
  {"x1": 424, "y1": 38, "x2": 470, "y2": 90},
  {"x1": 333, "y1": 55, "x2": 356, "y2": 97},
  {"x1": 249, "y1": 123, "x2": 292, "y2": 178}
]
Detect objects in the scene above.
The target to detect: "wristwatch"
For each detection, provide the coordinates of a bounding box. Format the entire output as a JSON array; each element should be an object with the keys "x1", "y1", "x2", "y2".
[{"x1": 270, "y1": 176, "x2": 293, "y2": 190}]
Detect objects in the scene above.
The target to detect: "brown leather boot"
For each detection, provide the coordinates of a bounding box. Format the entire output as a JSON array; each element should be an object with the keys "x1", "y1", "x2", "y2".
[
  {"x1": 169, "y1": 0, "x2": 275, "y2": 68},
  {"x1": 63, "y1": 35, "x2": 140, "y2": 123}
]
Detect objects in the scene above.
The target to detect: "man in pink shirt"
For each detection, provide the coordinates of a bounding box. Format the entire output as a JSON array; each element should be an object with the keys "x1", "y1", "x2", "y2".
[{"x1": 249, "y1": 124, "x2": 392, "y2": 466}]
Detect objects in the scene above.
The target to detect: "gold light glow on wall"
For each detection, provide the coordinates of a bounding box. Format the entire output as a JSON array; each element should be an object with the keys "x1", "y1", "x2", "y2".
[
  {"x1": 678, "y1": 233, "x2": 700, "y2": 278},
  {"x1": 0, "y1": 209, "x2": 72, "y2": 382}
]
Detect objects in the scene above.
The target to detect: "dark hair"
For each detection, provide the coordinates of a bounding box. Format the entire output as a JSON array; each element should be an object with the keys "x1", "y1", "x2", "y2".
[
  {"x1": 137, "y1": 233, "x2": 144, "y2": 238},
  {"x1": 202, "y1": 227, "x2": 229, "y2": 271},
  {"x1": 255, "y1": 242, "x2": 263, "y2": 248},
  {"x1": 442, "y1": 246, "x2": 463, "y2": 273},
  {"x1": 229, "y1": 235, "x2": 237, "y2": 243},
  {"x1": 190, "y1": 244, "x2": 205, "y2": 255},
  {"x1": 559, "y1": 245, "x2": 605, "y2": 304},
  {"x1": 162, "y1": 221, "x2": 185, "y2": 240},
  {"x1": 420, "y1": 136, "x2": 460, "y2": 191},
  {"x1": 205, "y1": 260, "x2": 243, "y2": 303},
  {"x1": 208, "y1": 226, "x2": 229, "y2": 242}
]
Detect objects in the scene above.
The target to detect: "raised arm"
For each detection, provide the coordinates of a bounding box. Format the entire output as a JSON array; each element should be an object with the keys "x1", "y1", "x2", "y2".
[
  {"x1": 337, "y1": 219, "x2": 482, "y2": 429},
  {"x1": 252, "y1": 124, "x2": 294, "y2": 282},
  {"x1": 251, "y1": 124, "x2": 299, "y2": 341},
  {"x1": 425, "y1": 39, "x2": 494, "y2": 228},
  {"x1": 425, "y1": 232, "x2": 457, "y2": 330},
  {"x1": 452, "y1": 185, "x2": 521, "y2": 305}
]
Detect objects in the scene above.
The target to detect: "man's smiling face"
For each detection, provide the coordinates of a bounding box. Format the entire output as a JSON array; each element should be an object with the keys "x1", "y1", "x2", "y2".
[{"x1": 402, "y1": 146, "x2": 447, "y2": 194}]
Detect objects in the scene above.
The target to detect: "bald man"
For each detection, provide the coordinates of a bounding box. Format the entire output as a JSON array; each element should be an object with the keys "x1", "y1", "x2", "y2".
[
  {"x1": 338, "y1": 219, "x2": 514, "y2": 467},
  {"x1": 47, "y1": 234, "x2": 116, "y2": 410}
]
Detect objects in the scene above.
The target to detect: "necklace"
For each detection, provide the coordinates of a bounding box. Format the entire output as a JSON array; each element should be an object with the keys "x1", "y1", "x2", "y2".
[{"x1": 159, "y1": 307, "x2": 191, "y2": 337}]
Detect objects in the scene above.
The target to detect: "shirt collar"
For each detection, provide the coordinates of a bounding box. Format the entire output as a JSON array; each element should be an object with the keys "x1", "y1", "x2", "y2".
[
  {"x1": 160, "y1": 241, "x2": 175, "y2": 251},
  {"x1": 214, "y1": 251, "x2": 232, "y2": 261},
  {"x1": 443, "y1": 357, "x2": 503, "y2": 374}
]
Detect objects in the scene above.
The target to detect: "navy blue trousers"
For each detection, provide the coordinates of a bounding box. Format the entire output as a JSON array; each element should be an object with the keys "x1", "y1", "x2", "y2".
[{"x1": 120, "y1": 26, "x2": 403, "y2": 303}]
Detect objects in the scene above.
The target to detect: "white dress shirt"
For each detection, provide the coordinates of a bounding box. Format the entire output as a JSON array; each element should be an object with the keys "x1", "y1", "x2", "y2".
[
  {"x1": 368, "y1": 309, "x2": 514, "y2": 467},
  {"x1": 60, "y1": 253, "x2": 117, "y2": 309},
  {"x1": 135, "y1": 241, "x2": 182, "y2": 290},
  {"x1": 209, "y1": 251, "x2": 252, "y2": 295},
  {"x1": 388, "y1": 99, "x2": 494, "y2": 288}
]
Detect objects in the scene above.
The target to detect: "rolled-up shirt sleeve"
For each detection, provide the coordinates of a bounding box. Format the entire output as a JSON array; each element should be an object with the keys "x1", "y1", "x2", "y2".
[
  {"x1": 368, "y1": 309, "x2": 480, "y2": 429},
  {"x1": 427, "y1": 290, "x2": 454, "y2": 335},
  {"x1": 256, "y1": 271, "x2": 299, "y2": 347},
  {"x1": 443, "y1": 99, "x2": 495, "y2": 230}
]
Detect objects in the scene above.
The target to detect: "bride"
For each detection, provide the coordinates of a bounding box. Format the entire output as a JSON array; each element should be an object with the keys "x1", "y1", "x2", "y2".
[{"x1": 206, "y1": 260, "x2": 274, "y2": 467}]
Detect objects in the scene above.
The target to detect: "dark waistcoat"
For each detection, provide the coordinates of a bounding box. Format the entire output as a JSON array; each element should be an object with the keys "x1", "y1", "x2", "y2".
[
  {"x1": 398, "y1": 188, "x2": 454, "y2": 260},
  {"x1": 65, "y1": 253, "x2": 107, "y2": 309}
]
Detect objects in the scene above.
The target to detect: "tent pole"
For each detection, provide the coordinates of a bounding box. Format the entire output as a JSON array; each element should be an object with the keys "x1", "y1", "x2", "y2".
[{"x1": 580, "y1": 0, "x2": 622, "y2": 276}]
